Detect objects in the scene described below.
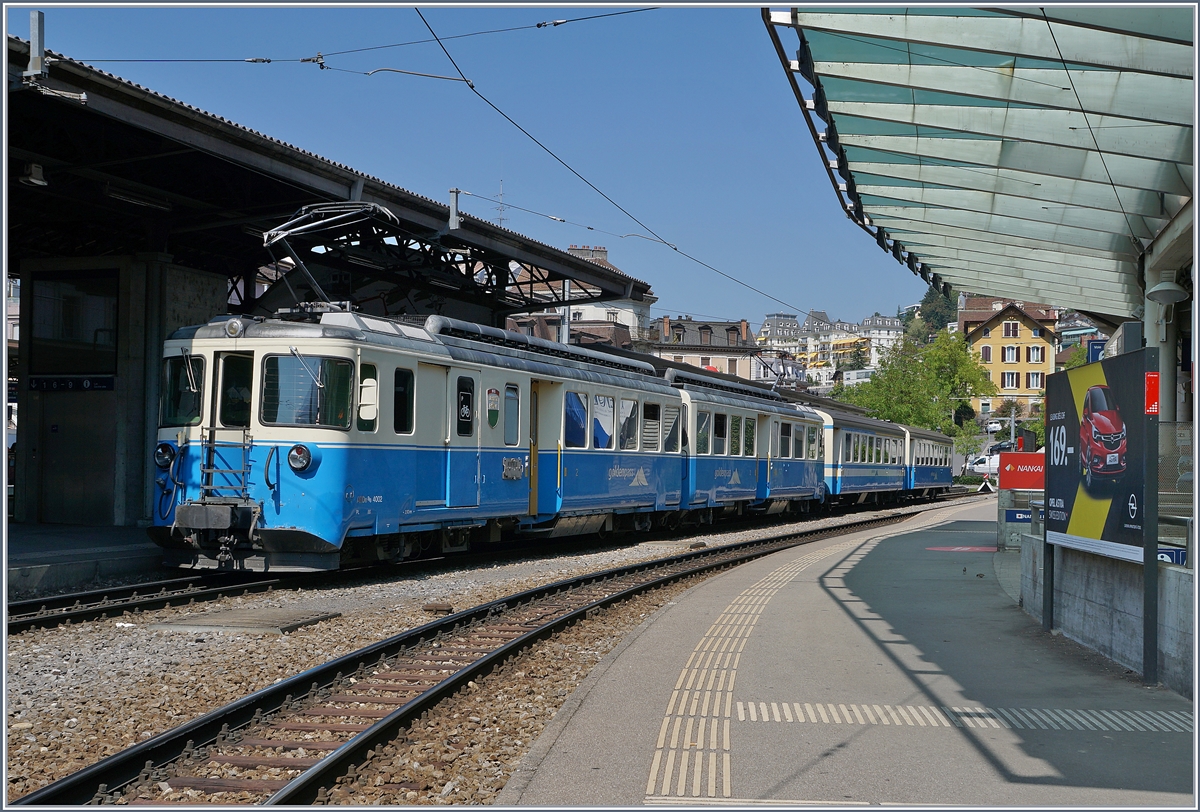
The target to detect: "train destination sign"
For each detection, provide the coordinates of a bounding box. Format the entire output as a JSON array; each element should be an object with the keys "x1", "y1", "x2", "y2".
[{"x1": 1044, "y1": 349, "x2": 1157, "y2": 563}]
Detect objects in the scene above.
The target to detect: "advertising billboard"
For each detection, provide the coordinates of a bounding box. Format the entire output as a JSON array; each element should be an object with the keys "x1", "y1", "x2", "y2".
[{"x1": 1044, "y1": 349, "x2": 1158, "y2": 562}]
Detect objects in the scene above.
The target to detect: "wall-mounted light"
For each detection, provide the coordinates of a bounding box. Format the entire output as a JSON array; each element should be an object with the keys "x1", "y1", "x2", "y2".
[
  {"x1": 1147, "y1": 280, "x2": 1189, "y2": 305},
  {"x1": 20, "y1": 163, "x2": 47, "y2": 187}
]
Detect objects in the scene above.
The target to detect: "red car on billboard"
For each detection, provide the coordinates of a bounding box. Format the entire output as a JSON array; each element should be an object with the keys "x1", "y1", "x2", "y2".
[{"x1": 1079, "y1": 384, "x2": 1126, "y2": 489}]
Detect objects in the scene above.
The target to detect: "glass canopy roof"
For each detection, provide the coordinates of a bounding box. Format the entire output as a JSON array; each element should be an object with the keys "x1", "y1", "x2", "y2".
[{"x1": 764, "y1": 6, "x2": 1194, "y2": 320}]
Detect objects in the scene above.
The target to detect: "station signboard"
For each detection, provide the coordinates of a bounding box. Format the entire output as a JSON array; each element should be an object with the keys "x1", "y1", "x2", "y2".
[
  {"x1": 998, "y1": 452, "x2": 1044, "y2": 490},
  {"x1": 1043, "y1": 349, "x2": 1157, "y2": 562}
]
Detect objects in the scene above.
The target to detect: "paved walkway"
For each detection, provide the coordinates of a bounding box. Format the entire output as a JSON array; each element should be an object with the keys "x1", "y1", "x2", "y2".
[{"x1": 499, "y1": 500, "x2": 1194, "y2": 807}]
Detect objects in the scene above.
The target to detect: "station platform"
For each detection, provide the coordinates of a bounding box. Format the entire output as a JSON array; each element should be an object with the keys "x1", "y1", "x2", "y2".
[
  {"x1": 5, "y1": 522, "x2": 166, "y2": 598},
  {"x1": 498, "y1": 500, "x2": 1195, "y2": 808}
]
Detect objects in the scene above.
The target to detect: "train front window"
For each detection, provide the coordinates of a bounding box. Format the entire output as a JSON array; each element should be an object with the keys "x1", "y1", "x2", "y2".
[
  {"x1": 261, "y1": 354, "x2": 353, "y2": 429},
  {"x1": 219, "y1": 354, "x2": 253, "y2": 428},
  {"x1": 743, "y1": 418, "x2": 755, "y2": 456},
  {"x1": 729, "y1": 416, "x2": 742, "y2": 456},
  {"x1": 779, "y1": 423, "x2": 791, "y2": 458},
  {"x1": 713, "y1": 414, "x2": 727, "y2": 455},
  {"x1": 161, "y1": 355, "x2": 205, "y2": 427},
  {"x1": 807, "y1": 426, "x2": 819, "y2": 460}
]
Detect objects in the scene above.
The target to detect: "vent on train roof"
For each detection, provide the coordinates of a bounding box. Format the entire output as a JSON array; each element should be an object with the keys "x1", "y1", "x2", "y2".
[
  {"x1": 424, "y1": 316, "x2": 656, "y2": 377},
  {"x1": 663, "y1": 368, "x2": 787, "y2": 403}
]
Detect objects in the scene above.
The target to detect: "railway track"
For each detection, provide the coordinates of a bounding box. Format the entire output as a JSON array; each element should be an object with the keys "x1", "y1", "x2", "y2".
[
  {"x1": 14, "y1": 511, "x2": 914, "y2": 806},
  {"x1": 6, "y1": 575, "x2": 288, "y2": 635},
  {"x1": 7, "y1": 490, "x2": 971, "y2": 637}
]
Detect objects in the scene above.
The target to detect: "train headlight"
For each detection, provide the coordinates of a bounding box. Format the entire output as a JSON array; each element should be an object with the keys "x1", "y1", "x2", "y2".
[
  {"x1": 287, "y1": 444, "x2": 312, "y2": 472},
  {"x1": 224, "y1": 318, "x2": 244, "y2": 338},
  {"x1": 154, "y1": 443, "x2": 176, "y2": 469}
]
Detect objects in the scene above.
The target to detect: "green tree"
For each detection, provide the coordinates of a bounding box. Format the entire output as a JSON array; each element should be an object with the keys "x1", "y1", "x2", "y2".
[
  {"x1": 834, "y1": 332, "x2": 996, "y2": 436},
  {"x1": 918, "y1": 285, "x2": 957, "y2": 336},
  {"x1": 1063, "y1": 344, "x2": 1089, "y2": 369},
  {"x1": 952, "y1": 421, "x2": 986, "y2": 464},
  {"x1": 840, "y1": 344, "x2": 867, "y2": 371}
]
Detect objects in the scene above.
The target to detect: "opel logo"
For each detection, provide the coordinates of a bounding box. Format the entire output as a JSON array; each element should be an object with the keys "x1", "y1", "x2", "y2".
[{"x1": 1127, "y1": 494, "x2": 1138, "y2": 519}]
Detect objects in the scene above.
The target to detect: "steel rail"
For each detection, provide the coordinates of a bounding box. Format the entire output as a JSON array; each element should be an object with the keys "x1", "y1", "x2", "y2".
[
  {"x1": 14, "y1": 512, "x2": 911, "y2": 806},
  {"x1": 7, "y1": 575, "x2": 289, "y2": 635}
]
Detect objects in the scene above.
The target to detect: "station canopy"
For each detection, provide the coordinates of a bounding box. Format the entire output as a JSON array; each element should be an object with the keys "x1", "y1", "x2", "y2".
[{"x1": 764, "y1": 7, "x2": 1194, "y2": 324}]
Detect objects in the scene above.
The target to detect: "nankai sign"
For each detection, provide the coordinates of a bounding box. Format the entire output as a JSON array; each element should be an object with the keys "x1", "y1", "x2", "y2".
[
  {"x1": 1043, "y1": 349, "x2": 1157, "y2": 563},
  {"x1": 998, "y1": 452, "x2": 1044, "y2": 490}
]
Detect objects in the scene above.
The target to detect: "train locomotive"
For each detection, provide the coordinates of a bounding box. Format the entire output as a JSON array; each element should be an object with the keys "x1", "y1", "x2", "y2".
[{"x1": 149, "y1": 307, "x2": 953, "y2": 572}]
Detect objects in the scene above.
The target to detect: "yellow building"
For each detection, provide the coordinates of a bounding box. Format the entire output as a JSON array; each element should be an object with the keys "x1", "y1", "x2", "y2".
[{"x1": 961, "y1": 301, "x2": 1057, "y2": 418}]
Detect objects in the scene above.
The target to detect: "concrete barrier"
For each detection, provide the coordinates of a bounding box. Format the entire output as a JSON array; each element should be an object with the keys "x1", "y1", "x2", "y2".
[{"x1": 1021, "y1": 533, "x2": 1194, "y2": 700}]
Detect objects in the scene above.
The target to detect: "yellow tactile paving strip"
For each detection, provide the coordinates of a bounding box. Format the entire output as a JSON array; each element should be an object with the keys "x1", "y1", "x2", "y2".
[
  {"x1": 732, "y1": 702, "x2": 1192, "y2": 732},
  {"x1": 644, "y1": 534, "x2": 881, "y2": 800}
]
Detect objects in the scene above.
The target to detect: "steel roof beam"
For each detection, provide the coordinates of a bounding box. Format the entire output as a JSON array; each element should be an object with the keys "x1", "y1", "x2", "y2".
[
  {"x1": 837, "y1": 135, "x2": 1192, "y2": 196},
  {"x1": 851, "y1": 162, "x2": 1186, "y2": 220},
  {"x1": 880, "y1": 228, "x2": 1135, "y2": 274},
  {"x1": 858, "y1": 184, "x2": 1161, "y2": 239},
  {"x1": 774, "y1": 10, "x2": 1194, "y2": 77},
  {"x1": 867, "y1": 205, "x2": 1143, "y2": 255},
  {"x1": 828, "y1": 104, "x2": 1191, "y2": 164},
  {"x1": 805, "y1": 62, "x2": 1194, "y2": 126},
  {"x1": 870, "y1": 215, "x2": 1138, "y2": 265}
]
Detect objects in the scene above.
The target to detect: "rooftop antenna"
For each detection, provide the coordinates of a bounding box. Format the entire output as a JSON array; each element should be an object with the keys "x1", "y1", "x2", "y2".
[{"x1": 493, "y1": 180, "x2": 508, "y2": 228}]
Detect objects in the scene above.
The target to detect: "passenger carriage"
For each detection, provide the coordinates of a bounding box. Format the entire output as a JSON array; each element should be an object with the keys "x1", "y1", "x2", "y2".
[
  {"x1": 812, "y1": 407, "x2": 908, "y2": 505},
  {"x1": 904, "y1": 426, "x2": 954, "y2": 497},
  {"x1": 663, "y1": 369, "x2": 826, "y2": 518}
]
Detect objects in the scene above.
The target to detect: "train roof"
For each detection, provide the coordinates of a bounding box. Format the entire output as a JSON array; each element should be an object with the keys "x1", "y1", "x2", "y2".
[{"x1": 167, "y1": 312, "x2": 680, "y2": 397}]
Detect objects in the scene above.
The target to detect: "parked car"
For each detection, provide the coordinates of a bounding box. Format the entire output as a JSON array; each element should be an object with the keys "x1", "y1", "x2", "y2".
[
  {"x1": 968, "y1": 454, "x2": 1000, "y2": 475},
  {"x1": 986, "y1": 419, "x2": 1003, "y2": 433},
  {"x1": 1080, "y1": 384, "x2": 1126, "y2": 489},
  {"x1": 988, "y1": 440, "x2": 1016, "y2": 455}
]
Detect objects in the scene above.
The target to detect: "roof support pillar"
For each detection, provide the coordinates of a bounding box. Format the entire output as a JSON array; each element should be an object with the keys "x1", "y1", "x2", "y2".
[{"x1": 1142, "y1": 199, "x2": 1192, "y2": 422}]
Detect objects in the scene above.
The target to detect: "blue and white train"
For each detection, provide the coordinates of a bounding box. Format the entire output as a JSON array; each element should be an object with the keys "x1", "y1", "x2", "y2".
[{"x1": 149, "y1": 309, "x2": 953, "y2": 571}]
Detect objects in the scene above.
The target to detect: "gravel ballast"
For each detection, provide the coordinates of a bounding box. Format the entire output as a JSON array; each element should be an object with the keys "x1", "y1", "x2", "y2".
[{"x1": 6, "y1": 500, "x2": 983, "y2": 802}]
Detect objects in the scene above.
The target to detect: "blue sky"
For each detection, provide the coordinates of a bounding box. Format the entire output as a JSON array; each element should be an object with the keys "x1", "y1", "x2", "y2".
[{"x1": 6, "y1": 5, "x2": 931, "y2": 328}]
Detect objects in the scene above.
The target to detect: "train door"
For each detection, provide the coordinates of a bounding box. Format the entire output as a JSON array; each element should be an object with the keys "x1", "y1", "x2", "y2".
[
  {"x1": 528, "y1": 381, "x2": 540, "y2": 517},
  {"x1": 448, "y1": 368, "x2": 481, "y2": 507},
  {"x1": 206, "y1": 352, "x2": 254, "y2": 499},
  {"x1": 415, "y1": 363, "x2": 449, "y2": 508},
  {"x1": 756, "y1": 414, "x2": 772, "y2": 501}
]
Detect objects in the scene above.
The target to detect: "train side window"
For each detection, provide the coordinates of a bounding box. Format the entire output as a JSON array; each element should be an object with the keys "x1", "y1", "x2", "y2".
[
  {"x1": 593, "y1": 394, "x2": 615, "y2": 449},
  {"x1": 642, "y1": 403, "x2": 661, "y2": 451},
  {"x1": 456, "y1": 376, "x2": 475, "y2": 437},
  {"x1": 219, "y1": 354, "x2": 253, "y2": 428},
  {"x1": 662, "y1": 405, "x2": 681, "y2": 453},
  {"x1": 807, "y1": 426, "x2": 819, "y2": 460},
  {"x1": 618, "y1": 399, "x2": 639, "y2": 450},
  {"x1": 564, "y1": 391, "x2": 588, "y2": 448},
  {"x1": 357, "y1": 364, "x2": 378, "y2": 433},
  {"x1": 503, "y1": 384, "x2": 520, "y2": 446},
  {"x1": 770, "y1": 421, "x2": 780, "y2": 458},
  {"x1": 743, "y1": 417, "x2": 755, "y2": 456},
  {"x1": 730, "y1": 415, "x2": 742, "y2": 456},
  {"x1": 713, "y1": 414, "x2": 727, "y2": 455},
  {"x1": 696, "y1": 411, "x2": 711, "y2": 454},
  {"x1": 393, "y1": 368, "x2": 414, "y2": 434},
  {"x1": 779, "y1": 423, "x2": 791, "y2": 458},
  {"x1": 843, "y1": 433, "x2": 852, "y2": 462}
]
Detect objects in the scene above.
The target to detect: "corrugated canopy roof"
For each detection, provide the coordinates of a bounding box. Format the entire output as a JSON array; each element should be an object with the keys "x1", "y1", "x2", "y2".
[{"x1": 764, "y1": 7, "x2": 1194, "y2": 323}]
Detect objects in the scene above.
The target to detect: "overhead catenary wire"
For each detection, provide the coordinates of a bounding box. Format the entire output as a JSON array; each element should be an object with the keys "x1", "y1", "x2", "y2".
[
  {"x1": 413, "y1": 9, "x2": 835, "y2": 326},
  {"x1": 74, "y1": 9, "x2": 657, "y2": 64}
]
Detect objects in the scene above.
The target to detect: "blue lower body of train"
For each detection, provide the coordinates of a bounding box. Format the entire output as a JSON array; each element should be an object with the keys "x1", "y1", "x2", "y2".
[{"x1": 149, "y1": 439, "x2": 828, "y2": 571}]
